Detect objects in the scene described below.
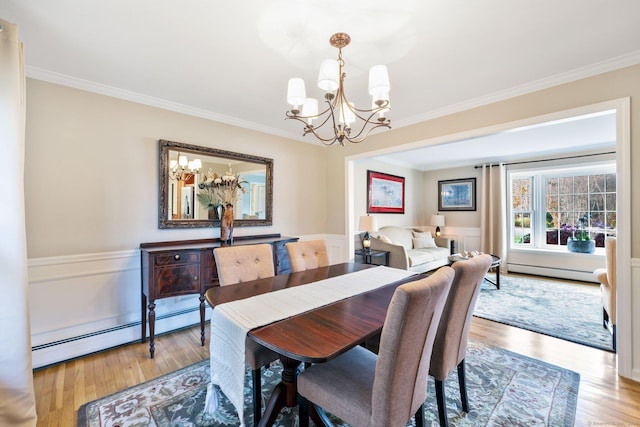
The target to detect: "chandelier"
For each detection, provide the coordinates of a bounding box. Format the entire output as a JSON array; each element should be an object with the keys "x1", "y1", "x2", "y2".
[
  {"x1": 169, "y1": 153, "x2": 202, "y2": 181},
  {"x1": 285, "y1": 33, "x2": 391, "y2": 146}
]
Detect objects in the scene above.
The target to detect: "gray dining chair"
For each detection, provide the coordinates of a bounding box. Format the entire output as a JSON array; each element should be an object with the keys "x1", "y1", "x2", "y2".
[
  {"x1": 429, "y1": 254, "x2": 492, "y2": 426},
  {"x1": 212, "y1": 244, "x2": 279, "y2": 423},
  {"x1": 297, "y1": 266, "x2": 455, "y2": 427},
  {"x1": 285, "y1": 239, "x2": 330, "y2": 272}
]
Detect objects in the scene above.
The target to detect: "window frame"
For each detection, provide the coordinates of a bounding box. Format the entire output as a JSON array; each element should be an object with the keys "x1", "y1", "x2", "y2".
[{"x1": 508, "y1": 161, "x2": 616, "y2": 253}]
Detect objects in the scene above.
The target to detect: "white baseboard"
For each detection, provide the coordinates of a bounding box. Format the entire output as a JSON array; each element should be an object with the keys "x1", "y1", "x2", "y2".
[{"x1": 507, "y1": 264, "x2": 597, "y2": 283}]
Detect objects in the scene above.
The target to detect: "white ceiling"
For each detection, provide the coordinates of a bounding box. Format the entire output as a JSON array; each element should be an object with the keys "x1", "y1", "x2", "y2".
[{"x1": 2, "y1": 0, "x2": 638, "y2": 167}]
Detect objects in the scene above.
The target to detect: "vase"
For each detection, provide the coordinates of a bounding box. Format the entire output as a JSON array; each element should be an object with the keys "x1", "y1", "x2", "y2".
[
  {"x1": 567, "y1": 238, "x2": 595, "y2": 254},
  {"x1": 207, "y1": 204, "x2": 221, "y2": 220},
  {"x1": 220, "y1": 203, "x2": 234, "y2": 244}
]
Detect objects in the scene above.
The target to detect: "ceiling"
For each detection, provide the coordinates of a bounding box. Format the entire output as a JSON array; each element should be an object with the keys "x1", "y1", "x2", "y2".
[{"x1": 2, "y1": 1, "x2": 639, "y2": 168}]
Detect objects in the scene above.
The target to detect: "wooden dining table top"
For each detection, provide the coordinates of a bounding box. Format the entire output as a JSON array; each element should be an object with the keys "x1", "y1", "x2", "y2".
[{"x1": 204, "y1": 262, "x2": 422, "y2": 363}]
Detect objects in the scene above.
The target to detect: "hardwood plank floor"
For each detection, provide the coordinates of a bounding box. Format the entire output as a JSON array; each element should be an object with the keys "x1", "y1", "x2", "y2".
[{"x1": 34, "y1": 317, "x2": 639, "y2": 426}]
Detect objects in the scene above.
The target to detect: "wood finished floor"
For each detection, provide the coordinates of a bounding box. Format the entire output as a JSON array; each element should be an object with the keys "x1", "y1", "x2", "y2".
[{"x1": 34, "y1": 299, "x2": 639, "y2": 426}]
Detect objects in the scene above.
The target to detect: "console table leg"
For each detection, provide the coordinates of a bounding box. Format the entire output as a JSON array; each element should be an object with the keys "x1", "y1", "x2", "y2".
[
  {"x1": 141, "y1": 293, "x2": 147, "y2": 343},
  {"x1": 148, "y1": 301, "x2": 156, "y2": 358}
]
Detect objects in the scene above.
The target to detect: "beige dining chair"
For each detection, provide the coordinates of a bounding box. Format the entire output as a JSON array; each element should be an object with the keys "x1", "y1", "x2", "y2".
[
  {"x1": 212, "y1": 244, "x2": 279, "y2": 423},
  {"x1": 297, "y1": 266, "x2": 455, "y2": 427},
  {"x1": 429, "y1": 254, "x2": 492, "y2": 427},
  {"x1": 594, "y1": 236, "x2": 616, "y2": 352},
  {"x1": 285, "y1": 239, "x2": 330, "y2": 272}
]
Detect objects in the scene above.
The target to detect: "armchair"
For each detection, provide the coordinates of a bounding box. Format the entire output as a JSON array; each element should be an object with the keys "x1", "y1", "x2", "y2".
[{"x1": 593, "y1": 236, "x2": 616, "y2": 351}]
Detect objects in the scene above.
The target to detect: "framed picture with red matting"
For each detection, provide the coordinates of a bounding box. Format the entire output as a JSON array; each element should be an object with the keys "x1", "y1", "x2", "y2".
[{"x1": 367, "y1": 170, "x2": 405, "y2": 214}]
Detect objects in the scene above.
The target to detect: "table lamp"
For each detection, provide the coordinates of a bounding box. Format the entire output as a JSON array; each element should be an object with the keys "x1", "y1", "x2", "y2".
[
  {"x1": 359, "y1": 215, "x2": 379, "y2": 252},
  {"x1": 431, "y1": 214, "x2": 445, "y2": 237}
]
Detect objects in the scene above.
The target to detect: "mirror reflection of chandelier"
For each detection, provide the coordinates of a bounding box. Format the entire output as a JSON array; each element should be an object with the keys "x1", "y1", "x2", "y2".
[
  {"x1": 169, "y1": 153, "x2": 202, "y2": 181},
  {"x1": 285, "y1": 32, "x2": 391, "y2": 146}
]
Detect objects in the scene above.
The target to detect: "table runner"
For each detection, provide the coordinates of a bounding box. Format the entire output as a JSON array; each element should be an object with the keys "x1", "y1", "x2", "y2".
[{"x1": 204, "y1": 265, "x2": 416, "y2": 426}]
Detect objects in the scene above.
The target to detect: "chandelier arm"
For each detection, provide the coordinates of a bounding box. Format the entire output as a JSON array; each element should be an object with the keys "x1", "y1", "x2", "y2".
[
  {"x1": 285, "y1": 114, "x2": 340, "y2": 144},
  {"x1": 345, "y1": 119, "x2": 391, "y2": 141},
  {"x1": 343, "y1": 122, "x2": 392, "y2": 144}
]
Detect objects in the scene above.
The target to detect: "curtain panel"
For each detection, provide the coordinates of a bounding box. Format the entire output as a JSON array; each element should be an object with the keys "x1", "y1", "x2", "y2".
[
  {"x1": 0, "y1": 19, "x2": 37, "y2": 426},
  {"x1": 479, "y1": 163, "x2": 507, "y2": 272}
]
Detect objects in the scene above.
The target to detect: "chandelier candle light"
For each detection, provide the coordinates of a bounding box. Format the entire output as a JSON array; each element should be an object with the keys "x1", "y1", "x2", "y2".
[
  {"x1": 169, "y1": 153, "x2": 201, "y2": 181},
  {"x1": 286, "y1": 33, "x2": 391, "y2": 146}
]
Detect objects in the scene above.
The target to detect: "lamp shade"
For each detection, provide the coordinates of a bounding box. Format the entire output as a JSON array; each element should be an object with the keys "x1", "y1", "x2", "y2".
[
  {"x1": 287, "y1": 78, "x2": 307, "y2": 106},
  {"x1": 359, "y1": 215, "x2": 379, "y2": 232},
  {"x1": 317, "y1": 59, "x2": 340, "y2": 91},
  {"x1": 368, "y1": 65, "x2": 390, "y2": 95},
  {"x1": 431, "y1": 214, "x2": 445, "y2": 227}
]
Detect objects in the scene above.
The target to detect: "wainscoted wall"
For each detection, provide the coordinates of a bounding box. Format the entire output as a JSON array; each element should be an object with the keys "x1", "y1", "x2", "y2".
[{"x1": 29, "y1": 234, "x2": 349, "y2": 369}]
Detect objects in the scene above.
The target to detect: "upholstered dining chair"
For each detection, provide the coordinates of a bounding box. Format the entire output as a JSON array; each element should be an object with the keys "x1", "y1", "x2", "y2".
[
  {"x1": 212, "y1": 244, "x2": 279, "y2": 423},
  {"x1": 594, "y1": 236, "x2": 616, "y2": 352},
  {"x1": 429, "y1": 254, "x2": 492, "y2": 427},
  {"x1": 297, "y1": 266, "x2": 455, "y2": 427},
  {"x1": 285, "y1": 239, "x2": 330, "y2": 272}
]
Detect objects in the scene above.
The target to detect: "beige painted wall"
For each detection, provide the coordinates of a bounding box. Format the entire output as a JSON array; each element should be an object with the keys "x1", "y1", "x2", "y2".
[
  {"x1": 326, "y1": 64, "x2": 639, "y2": 257},
  {"x1": 25, "y1": 79, "x2": 327, "y2": 258},
  {"x1": 352, "y1": 159, "x2": 424, "y2": 229}
]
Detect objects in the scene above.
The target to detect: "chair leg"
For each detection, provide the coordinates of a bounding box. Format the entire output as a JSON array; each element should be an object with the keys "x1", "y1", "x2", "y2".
[
  {"x1": 612, "y1": 324, "x2": 617, "y2": 353},
  {"x1": 414, "y1": 403, "x2": 425, "y2": 427},
  {"x1": 298, "y1": 395, "x2": 309, "y2": 427},
  {"x1": 457, "y1": 359, "x2": 469, "y2": 413},
  {"x1": 252, "y1": 368, "x2": 262, "y2": 424},
  {"x1": 435, "y1": 379, "x2": 449, "y2": 427},
  {"x1": 603, "y1": 307, "x2": 609, "y2": 329}
]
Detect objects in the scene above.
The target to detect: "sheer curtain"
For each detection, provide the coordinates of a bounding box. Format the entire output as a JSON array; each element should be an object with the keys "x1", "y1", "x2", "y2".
[
  {"x1": 479, "y1": 163, "x2": 507, "y2": 272},
  {"x1": 0, "y1": 19, "x2": 37, "y2": 426}
]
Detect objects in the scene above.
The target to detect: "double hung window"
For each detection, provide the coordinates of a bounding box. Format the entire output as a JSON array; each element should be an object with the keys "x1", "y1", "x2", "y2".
[{"x1": 509, "y1": 163, "x2": 616, "y2": 250}]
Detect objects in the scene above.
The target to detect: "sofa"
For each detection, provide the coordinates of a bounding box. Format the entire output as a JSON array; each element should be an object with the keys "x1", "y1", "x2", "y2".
[{"x1": 368, "y1": 226, "x2": 451, "y2": 273}]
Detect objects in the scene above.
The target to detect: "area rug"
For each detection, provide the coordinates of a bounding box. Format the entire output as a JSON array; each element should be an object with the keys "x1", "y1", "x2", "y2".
[
  {"x1": 474, "y1": 273, "x2": 614, "y2": 352},
  {"x1": 77, "y1": 340, "x2": 579, "y2": 427}
]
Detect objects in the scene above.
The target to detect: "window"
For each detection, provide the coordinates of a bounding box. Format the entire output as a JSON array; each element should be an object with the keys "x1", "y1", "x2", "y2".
[{"x1": 509, "y1": 163, "x2": 616, "y2": 250}]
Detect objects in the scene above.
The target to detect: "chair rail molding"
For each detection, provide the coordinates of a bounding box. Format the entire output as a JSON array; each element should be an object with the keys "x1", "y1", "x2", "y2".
[
  {"x1": 28, "y1": 234, "x2": 349, "y2": 368},
  {"x1": 29, "y1": 249, "x2": 206, "y2": 368}
]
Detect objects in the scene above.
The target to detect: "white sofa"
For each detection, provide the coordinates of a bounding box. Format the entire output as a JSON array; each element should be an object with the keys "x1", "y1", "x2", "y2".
[{"x1": 369, "y1": 226, "x2": 451, "y2": 273}]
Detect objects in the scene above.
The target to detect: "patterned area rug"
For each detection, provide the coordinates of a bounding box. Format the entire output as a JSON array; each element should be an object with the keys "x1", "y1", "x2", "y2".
[
  {"x1": 474, "y1": 273, "x2": 614, "y2": 352},
  {"x1": 77, "y1": 341, "x2": 579, "y2": 427}
]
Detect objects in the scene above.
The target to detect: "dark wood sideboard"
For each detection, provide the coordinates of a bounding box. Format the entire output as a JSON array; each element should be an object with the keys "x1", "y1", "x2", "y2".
[{"x1": 140, "y1": 234, "x2": 299, "y2": 358}]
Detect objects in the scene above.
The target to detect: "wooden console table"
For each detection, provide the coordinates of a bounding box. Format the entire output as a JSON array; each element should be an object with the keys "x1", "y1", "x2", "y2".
[{"x1": 139, "y1": 234, "x2": 298, "y2": 358}]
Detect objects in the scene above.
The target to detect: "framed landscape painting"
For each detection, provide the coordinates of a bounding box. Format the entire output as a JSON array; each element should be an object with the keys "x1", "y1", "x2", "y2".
[
  {"x1": 438, "y1": 178, "x2": 476, "y2": 211},
  {"x1": 367, "y1": 170, "x2": 405, "y2": 214}
]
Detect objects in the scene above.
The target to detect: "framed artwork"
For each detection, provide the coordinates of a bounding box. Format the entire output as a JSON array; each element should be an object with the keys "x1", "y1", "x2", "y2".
[
  {"x1": 438, "y1": 178, "x2": 476, "y2": 211},
  {"x1": 367, "y1": 170, "x2": 405, "y2": 214}
]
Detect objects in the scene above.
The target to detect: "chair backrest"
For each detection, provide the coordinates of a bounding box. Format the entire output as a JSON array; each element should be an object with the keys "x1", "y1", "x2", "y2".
[
  {"x1": 371, "y1": 266, "x2": 454, "y2": 426},
  {"x1": 285, "y1": 239, "x2": 330, "y2": 272},
  {"x1": 213, "y1": 244, "x2": 275, "y2": 286},
  {"x1": 429, "y1": 254, "x2": 492, "y2": 381},
  {"x1": 605, "y1": 236, "x2": 616, "y2": 288}
]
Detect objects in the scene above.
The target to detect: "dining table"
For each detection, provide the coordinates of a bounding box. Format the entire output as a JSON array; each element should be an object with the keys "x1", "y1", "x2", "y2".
[{"x1": 204, "y1": 262, "x2": 423, "y2": 427}]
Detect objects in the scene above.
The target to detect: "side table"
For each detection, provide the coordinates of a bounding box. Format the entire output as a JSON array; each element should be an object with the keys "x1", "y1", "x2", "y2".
[
  {"x1": 354, "y1": 249, "x2": 390, "y2": 266},
  {"x1": 448, "y1": 253, "x2": 501, "y2": 289}
]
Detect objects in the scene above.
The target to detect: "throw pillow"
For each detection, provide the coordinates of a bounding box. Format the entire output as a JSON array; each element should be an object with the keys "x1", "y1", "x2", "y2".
[
  {"x1": 412, "y1": 230, "x2": 433, "y2": 239},
  {"x1": 413, "y1": 235, "x2": 437, "y2": 249},
  {"x1": 377, "y1": 234, "x2": 392, "y2": 244}
]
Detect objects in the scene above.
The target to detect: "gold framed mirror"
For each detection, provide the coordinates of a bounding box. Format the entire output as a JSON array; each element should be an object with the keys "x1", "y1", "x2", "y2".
[{"x1": 158, "y1": 139, "x2": 273, "y2": 229}]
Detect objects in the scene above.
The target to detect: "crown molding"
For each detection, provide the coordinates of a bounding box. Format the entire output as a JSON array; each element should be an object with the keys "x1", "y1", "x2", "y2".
[
  {"x1": 392, "y1": 50, "x2": 640, "y2": 129},
  {"x1": 25, "y1": 66, "x2": 303, "y2": 142},
  {"x1": 26, "y1": 50, "x2": 640, "y2": 141}
]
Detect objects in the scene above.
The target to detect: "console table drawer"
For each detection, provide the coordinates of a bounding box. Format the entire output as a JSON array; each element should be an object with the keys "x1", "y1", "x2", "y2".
[{"x1": 154, "y1": 251, "x2": 200, "y2": 266}]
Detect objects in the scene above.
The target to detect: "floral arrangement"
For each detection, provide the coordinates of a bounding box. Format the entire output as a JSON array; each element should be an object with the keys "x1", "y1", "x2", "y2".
[
  {"x1": 196, "y1": 166, "x2": 247, "y2": 208},
  {"x1": 563, "y1": 215, "x2": 591, "y2": 241}
]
